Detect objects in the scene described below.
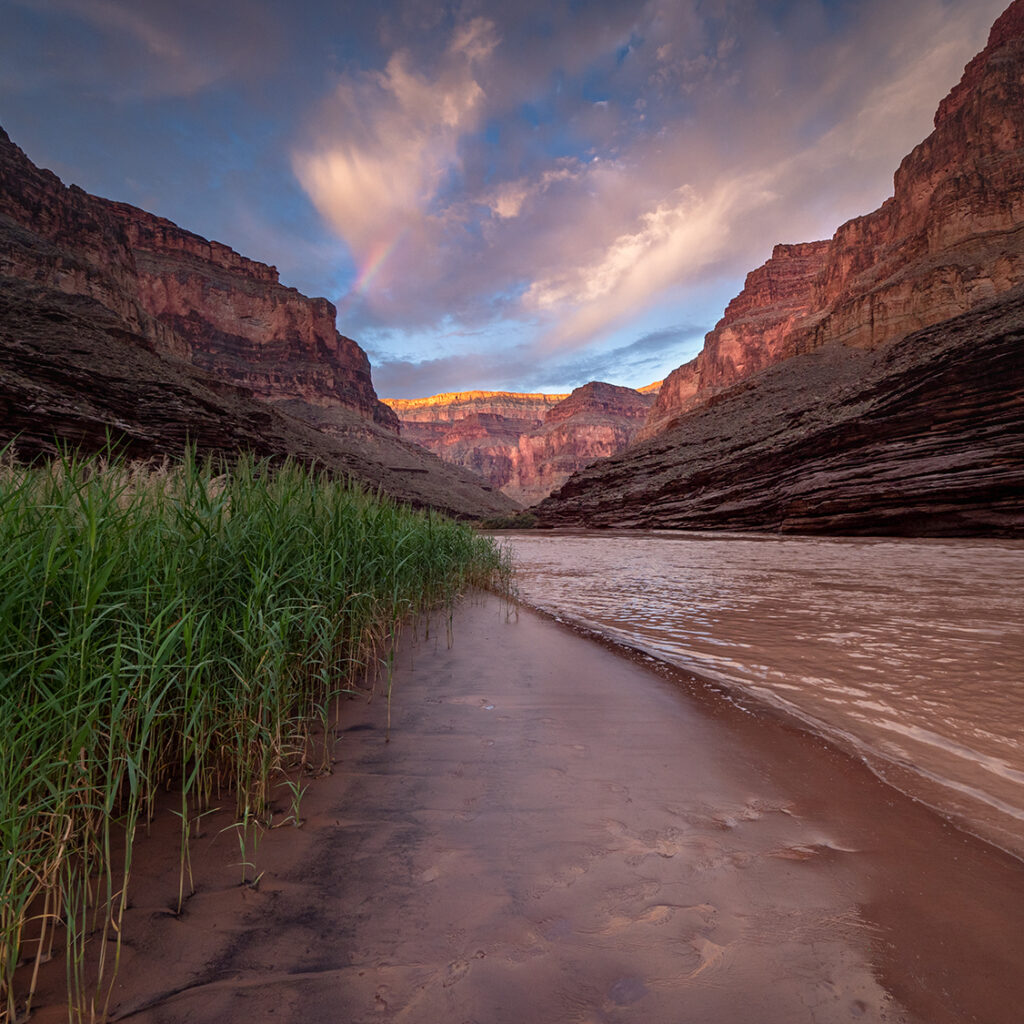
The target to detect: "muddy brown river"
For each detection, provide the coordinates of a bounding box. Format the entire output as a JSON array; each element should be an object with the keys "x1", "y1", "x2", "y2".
[{"x1": 502, "y1": 530, "x2": 1024, "y2": 861}]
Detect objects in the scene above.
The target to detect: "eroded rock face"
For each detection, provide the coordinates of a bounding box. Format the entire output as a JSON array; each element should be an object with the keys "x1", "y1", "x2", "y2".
[
  {"x1": 101, "y1": 202, "x2": 399, "y2": 433},
  {"x1": 645, "y1": 0, "x2": 1024, "y2": 437},
  {"x1": 534, "y1": 286, "x2": 1024, "y2": 536},
  {"x1": 642, "y1": 243, "x2": 829, "y2": 437},
  {"x1": 385, "y1": 382, "x2": 656, "y2": 503},
  {"x1": 536, "y1": 1, "x2": 1024, "y2": 536},
  {"x1": 0, "y1": 126, "x2": 517, "y2": 519},
  {"x1": 0, "y1": 126, "x2": 397, "y2": 435}
]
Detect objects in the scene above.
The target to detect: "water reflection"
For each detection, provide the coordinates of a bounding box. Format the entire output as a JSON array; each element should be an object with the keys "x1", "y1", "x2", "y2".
[{"x1": 503, "y1": 530, "x2": 1024, "y2": 857}]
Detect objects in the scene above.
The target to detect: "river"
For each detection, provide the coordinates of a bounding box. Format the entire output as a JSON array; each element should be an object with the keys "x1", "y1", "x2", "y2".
[{"x1": 501, "y1": 529, "x2": 1024, "y2": 860}]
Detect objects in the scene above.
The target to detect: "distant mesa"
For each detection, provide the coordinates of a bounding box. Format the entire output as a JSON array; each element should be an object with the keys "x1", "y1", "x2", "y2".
[
  {"x1": 535, "y1": 0, "x2": 1024, "y2": 537},
  {"x1": 386, "y1": 390, "x2": 569, "y2": 422},
  {"x1": 0, "y1": 126, "x2": 516, "y2": 520},
  {"x1": 385, "y1": 381, "x2": 659, "y2": 505}
]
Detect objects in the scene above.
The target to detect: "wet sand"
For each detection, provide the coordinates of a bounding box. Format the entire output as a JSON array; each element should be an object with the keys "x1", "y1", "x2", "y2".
[{"x1": 24, "y1": 593, "x2": 1024, "y2": 1023}]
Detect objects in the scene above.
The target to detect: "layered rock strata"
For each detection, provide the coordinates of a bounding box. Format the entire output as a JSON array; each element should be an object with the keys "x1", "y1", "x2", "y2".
[
  {"x1": 0, "y1": 127, "x2": 515, "y2": 518},
  {"x1": 0, "y1": 127, "x2": 397, "y2": 434},
  {"x1": 644, "y1": 0, "x2": 1024, "y2": 437},
  {"x1": 388, "y1": 391, "x2": 568, "y2": 425},
  {"x1": 509, "y1": 382, "x2": 656, "y2": 505},
  {"x1": 103, "y1": 201, "x2": 400, "y2": 434},
  {"x1": 385, "y1": 382, "x2": 656, "y2": 504},
  {"x1": 537, "y1": 1, "x2": 1024, "y2": 536},
  {"x1": 534, "y1": 286, "x2": 1024, "y2": 536}
]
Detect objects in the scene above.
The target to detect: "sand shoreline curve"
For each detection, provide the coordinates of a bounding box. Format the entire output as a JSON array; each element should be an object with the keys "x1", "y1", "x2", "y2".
[{"x1": 22, "y1": 592, "x2": 1024, "y2": 1024}]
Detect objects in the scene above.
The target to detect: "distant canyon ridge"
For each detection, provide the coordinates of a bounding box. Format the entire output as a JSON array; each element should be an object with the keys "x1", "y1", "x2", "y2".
[
  {"x1": 1, "y1": 0, "x2": 1023, "y2": 533},
  {"x1": 384, "y1": 382, "x2": 660, "y2": 506}
]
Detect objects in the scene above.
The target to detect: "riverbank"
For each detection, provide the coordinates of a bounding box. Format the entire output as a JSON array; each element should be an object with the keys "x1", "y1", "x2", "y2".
[
  {"x1": 503, "y1": 528, "x2": 1024, "y2": 862},
  {"x1": 0, "y1": 452, "x2": 511, "y2": 1022},
  {"x1": 21, "y1": 591, "x2": 1024, "y2": 1024}
]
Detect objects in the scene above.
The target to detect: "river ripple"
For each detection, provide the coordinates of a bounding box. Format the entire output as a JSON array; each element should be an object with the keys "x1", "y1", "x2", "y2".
[{"x1": 500, "y1": 530, "x2": 1024, "y2": 859}]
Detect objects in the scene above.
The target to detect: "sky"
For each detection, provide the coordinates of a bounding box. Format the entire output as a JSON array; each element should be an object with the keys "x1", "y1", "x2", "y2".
[{"x1": 0, "y1": 0, "x2": 1009, "y2": 397}]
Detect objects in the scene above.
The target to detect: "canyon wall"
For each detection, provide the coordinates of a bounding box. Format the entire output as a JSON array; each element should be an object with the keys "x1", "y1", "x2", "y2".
[
  {"x1": 0, "y1": 126, "x2": 516, "y2": 518},
  {"x1": 534, "y1": 286, "x2": 1024, "y2": 535},
  {"x1": 102, "y1": 202, "x2": 400, "y2": 434},
  {"x1": 0, "y1": 127, "x2": 397, "y2": 434},
  {"x1": 385, "y1": 382, "x2": 656, "y2": 505},
  {"x1": 644, "y1": 0, "x2": 1024, "y2": 437},
  {"x1": 537, "y1": 0, "x2": 1024, "y2": 536},
  {"x1": 642, "y1": 242, "x2": 830, "y2": 436}
]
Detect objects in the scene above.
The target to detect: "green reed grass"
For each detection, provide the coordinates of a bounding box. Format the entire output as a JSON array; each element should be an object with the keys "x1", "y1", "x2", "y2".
[{"x1": 0, "y1": 449, "x2": 512, "y2": 1023}]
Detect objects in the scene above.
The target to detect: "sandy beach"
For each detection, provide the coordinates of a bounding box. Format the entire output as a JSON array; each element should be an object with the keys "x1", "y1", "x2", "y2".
[{"x1": 24, "y1": 592, "x2": 1024, "y2": 1024}]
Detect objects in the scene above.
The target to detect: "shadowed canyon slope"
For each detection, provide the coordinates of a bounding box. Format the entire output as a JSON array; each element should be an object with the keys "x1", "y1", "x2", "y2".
[
  {"x1": 0, "y1": 127, "x2": 517, "y2": 518},
  {"x1": 535, "y1": 287, "x2": 1024, "y2": 535},
  {"x1": 386, "y1": 382, "x2": 656, "y2": 505},
  {"x1": 537, "y1": 0, "x2": 1024, "y2": 535}
]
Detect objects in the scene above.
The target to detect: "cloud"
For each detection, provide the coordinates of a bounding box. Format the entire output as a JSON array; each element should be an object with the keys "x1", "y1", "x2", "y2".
[
  {"x1": 299, "y1": 0, "x2": 1005, "y2": 364},
  {"x1": 293, "y1": 18, "x2": 498, "y2": 298},
  {"x1": 5, "y1": 0, "x2": 280, "y2": 97},
  {"x1": 522, "y1": 177, "x2": 774, "y2": 349},
  {"x1": 373, "y1": 349, "x2": 526, "y2": 400},
  {"x1": 536, "y1": 323, "x2": 708, "y2": 386},
  {"x1": 485, "y1": 166, "x2": 580, "y2": 220}
]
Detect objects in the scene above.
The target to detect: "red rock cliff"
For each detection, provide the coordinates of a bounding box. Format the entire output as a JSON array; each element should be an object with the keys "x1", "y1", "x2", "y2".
[
  {"x1": 645, "y1": 0, "x2": 1024, "y2": 436},
  {"x1": 0, "y1": 127, "x2": 397, "y2": 434},
  {"x1": 101, "y1": 202, "x2": 397, "y2": 431},
  {"x1": 643, "y1": 242, "x2": 829, "y2": 436},
  {"x1": 510, "y1": 382, "x2": 655, "y2": 505},
  {"x1": 386, "y1": 383, "x2": 655, "y2": 503}
]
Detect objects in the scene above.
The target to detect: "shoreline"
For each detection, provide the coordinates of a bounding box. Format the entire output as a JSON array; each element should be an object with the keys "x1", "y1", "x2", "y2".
[
  {"x1": 514, "y1": 593, "x2": 1024, "y2": 867},
  {"x1": 23, "y1": 592, "x2": 1024, "y2": 1023}
]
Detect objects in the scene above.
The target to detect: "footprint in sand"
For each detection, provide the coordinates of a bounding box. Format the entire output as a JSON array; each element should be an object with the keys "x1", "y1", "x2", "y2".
[
  {"x1": 443, "y1": 959, "x2": 470, "y2": 988},
  {"x1": 637, "y1": 903, "x2": 676, "y2": 925},
  {"x1": 651, "y1": 837, "x2": 682, "y2": 858},
  {"x1": 598, "y1": 903, "x2": 677, "y2": 936},
  {"x1": 687, "y1": 936, "x2": 732, "y2": 979},
  {"x1": 442, "y1": 951, "x2": 486, "y2": 988}
]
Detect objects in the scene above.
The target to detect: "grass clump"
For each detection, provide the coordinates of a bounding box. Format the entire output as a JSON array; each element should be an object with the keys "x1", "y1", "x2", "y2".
[{"x1": 0, "y1": 449, "x2": 512, "y2": 1023}]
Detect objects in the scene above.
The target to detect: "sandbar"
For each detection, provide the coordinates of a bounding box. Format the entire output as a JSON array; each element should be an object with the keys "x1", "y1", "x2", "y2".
[{"x1": 24, "y1": 593, "x2": 1024, "y2": 1023}]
